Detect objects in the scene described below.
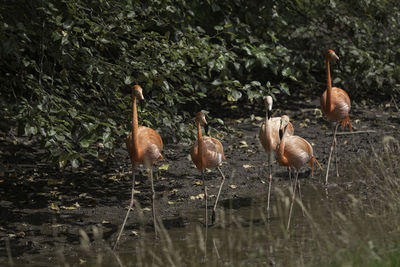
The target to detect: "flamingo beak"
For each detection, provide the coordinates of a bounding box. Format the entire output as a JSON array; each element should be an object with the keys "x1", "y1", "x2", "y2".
[
  {"x1": 279, "y1": 129, "x2": 283, "y2": 140},
  {"x1": 140, "y1": 99, "x2": 144, "y2": 112},
  {"x1": 336, "y1": 58, "x2": 342, "y2": 71},
  {"x1": 204, "y1": 123, "x2": 209, "y2": 136}
]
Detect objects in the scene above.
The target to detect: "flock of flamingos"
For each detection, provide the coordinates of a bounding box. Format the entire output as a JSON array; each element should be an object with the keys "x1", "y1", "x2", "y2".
[{"x1": 113, "y1": 49, "x2": 353, "y2": 249}]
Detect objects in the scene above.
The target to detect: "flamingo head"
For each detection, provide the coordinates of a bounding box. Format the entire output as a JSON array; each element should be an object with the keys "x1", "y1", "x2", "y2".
[
  {"x1": 265, "y1": 96, "x2": 273, "y2": 110},
  {"x1": 279, "y1": 115, "x2": 290, "y2": 140},
  {"x1": 132, "y1": 85, "x2": 144, "y2": 100},
  {"x1": 265, "y1": 96, "x2": 273, "y2": 119},
  {"x1": 196, "y1": 111, "x2": 207, "y2": 125},
  {"x1": 326, "y1": 49, "x2": 340, "y2": 62},
  {"x1": 196, "y1": 112, "x2": 208, "y2": 134},
  {"x1": 326, "y1": 49, "x2": 342, "y2": 70}
]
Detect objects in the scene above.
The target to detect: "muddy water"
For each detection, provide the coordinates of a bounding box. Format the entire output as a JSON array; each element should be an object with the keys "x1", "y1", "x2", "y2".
[
  {"x1": 113, "y1": 180, "x2": 352, "y2": 266},
  {"x1": 3, "y1": 174, "x2": 386, "y2": 266}
]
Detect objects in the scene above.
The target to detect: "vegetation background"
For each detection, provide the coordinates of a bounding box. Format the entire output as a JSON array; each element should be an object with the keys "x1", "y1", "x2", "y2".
[{"x1": 1, "y1": 0, "x2": 399, "y2": 169}]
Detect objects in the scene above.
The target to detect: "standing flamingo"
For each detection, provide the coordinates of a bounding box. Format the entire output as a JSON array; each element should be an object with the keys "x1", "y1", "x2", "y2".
[
  {"x1": 277, "y1": 115, "x2": 322, "y2": 230},
  {"x1": 190, "y1": 112, "x2": 226, "y2": 226},
  {"x1": 114, "y1": 85, "x2": 164, "y2": 249},
  {"x1": 320, "y1": 49, "x2": 352, "y2": 185},
  {"x1": 259, "y1": 96, "x2": 294, "y2": 211}
]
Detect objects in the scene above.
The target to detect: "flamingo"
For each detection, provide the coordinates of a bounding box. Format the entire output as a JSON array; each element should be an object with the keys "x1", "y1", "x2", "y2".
[
  {"x1": 114, "y1": 85, "x2": 164, "y2": 249},
  {"x1": 320, "y1": 49, "x2": 352, "y2": 185},
  {"x1": 277, "y1": 115, "x2": 322, "y2": 230},
  {"x1": 190, "y1": 112, "x2": 226, "y2": 226},
  {"x1": 259, "y1": 96, "x2": 294, "y2": 211}
]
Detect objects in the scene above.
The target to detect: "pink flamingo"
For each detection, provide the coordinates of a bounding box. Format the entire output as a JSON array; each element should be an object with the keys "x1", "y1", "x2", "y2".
[
  {"x1": 320, "y1": 49, "x2": 352, "y2": 184},
  {"x1": 190, "y1": 112, "x2": 226, "y2": 225},
  {"x1": 114, "y1": 85, "x2": 164, "y2": 249},
  {"x1": 277, "y1": 115, "x2": 322, "y2": 230},
  {"x1": 259, "y1": 96, "x2": 294, "y2": 211}
]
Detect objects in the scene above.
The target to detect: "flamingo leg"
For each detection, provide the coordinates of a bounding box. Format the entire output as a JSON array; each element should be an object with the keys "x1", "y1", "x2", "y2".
[
  {"x1": 202, "y1": 170, "x2": 208, "y2": 227},
  {"x1": 267, "y1": 152, "x2": 272, "y2": 211},
  {"x1": 334, "y1": 134, "x2": 339, "y2": 177},
  {"x1": 149, "y1": 168, "x2": 158, "y2": 238},
  {"x1": 114, "y1": 169, "x2": 136, "y2": 250},
  {"x1": 287, "y1": 169, "x2": 298, "y2": 231},
  {"x1": 297, "y1": 179, "x2": 305, "y2": 217},
  {"x1": 202, "y1": 170, "x2": 209, "y2": 259},
  {"x1": 212, "y1": 166, "x2": 226, "y2": 224},
  {"x1": 325, "y1": 123, "x2": 340, "y2": 185}
]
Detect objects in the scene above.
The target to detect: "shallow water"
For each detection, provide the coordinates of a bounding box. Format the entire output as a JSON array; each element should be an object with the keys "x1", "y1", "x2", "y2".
[
  {"x1": 3, "y1": 171, "x2": 395, "y2": 267},
  {"x1": 114, "y1": 180, "x2": 351, "y2": 266}
]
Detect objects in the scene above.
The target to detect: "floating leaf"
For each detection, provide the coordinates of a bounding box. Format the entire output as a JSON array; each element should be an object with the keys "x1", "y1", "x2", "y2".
[
  {"x1": 61, "y1": 205, "x2": 77, "y2": 210},
  {"x1": 190, "y1": 193, "x2": 205, "y2": 200},
  {"x1": 195, "y1": 180, "x2": 203, "y2": 186},
  {"x1": 109, "y1": 175, "x2": 120, "y2": 182},
  {"x1": 229, "y1": 184, "x2": 238, "y2": 189},
  {"x1": 168, "y1": 201, "x2": 175, "y2": 205},
  {"x1": 102, "y1": 220, "x2": 111, "y2": 224},
  {"x1": 131, "y1": 231, "x2": 139, "y2": 236},
  {"x1": 243, "y1": 164, "x2": 254, "y2": 169},
  {"x1": 158, "y1": 164, "x2": 169, "y2": 170},
  {"x1": 239, "y1": 140, "x2": 248, "y2": 148},
  {"x1": 49, "y1": 203, "x2": 60, "y2": 211}
]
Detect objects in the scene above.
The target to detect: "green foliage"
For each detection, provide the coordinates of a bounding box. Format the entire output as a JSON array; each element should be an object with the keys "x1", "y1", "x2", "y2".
[{"x1": 0, "y1": 0, "x2": 399, "y2": 168}]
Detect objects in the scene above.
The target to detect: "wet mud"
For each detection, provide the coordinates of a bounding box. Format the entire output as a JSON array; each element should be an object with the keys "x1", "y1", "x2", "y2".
[{"x1": 0, "y1": 96, "x2": 399, "y2": 264}]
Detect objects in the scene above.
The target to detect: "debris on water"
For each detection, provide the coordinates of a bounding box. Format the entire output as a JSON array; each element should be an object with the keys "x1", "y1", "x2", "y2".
[
  {"x1": 158, "y1": 164, "x2": 169, "y2": 170},
  {"x1": 243, "y1": 164, "x2": 254, "y2": 168}
]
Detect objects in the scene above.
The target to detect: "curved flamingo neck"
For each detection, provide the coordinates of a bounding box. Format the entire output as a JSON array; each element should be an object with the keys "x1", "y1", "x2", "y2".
[
  {"x1": 278, "y1": 127, "x2": 289, "y2": 166},
  {"x1": 278, "y1": 131, "x2": 285, "y2": 158},
  {"x1": 132, "y1": 91, "x2": 140, "y2": 158},
  {"x1": 265, "y1": 111, "x2": 272, "y2": 143},
  {"x1": 325, "y1": 56, "x2": 333, "y2": 112}
]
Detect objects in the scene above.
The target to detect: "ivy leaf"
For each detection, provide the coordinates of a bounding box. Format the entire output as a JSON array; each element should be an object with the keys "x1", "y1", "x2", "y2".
[
  {"x1": 80, "y1": 140, "x2": 90, "y2": 148},
  {"x1": 227, "y1": 89, "x2": 242, "y2": 102},
  {"x1": 280, "y1": 83, "x2": 290, "y2": 95}
]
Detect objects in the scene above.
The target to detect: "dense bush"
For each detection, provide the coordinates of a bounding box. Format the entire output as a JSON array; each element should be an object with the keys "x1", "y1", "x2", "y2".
[{"x1": 0, "y1": 0, "x2": 399, "y2": 168}]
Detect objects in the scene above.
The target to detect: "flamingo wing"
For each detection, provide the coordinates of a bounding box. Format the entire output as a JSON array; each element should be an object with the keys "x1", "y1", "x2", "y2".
[
  {"x1": 126, "y1": 126, "x2": 163, "y2": 167},
  {"x1": 283, "y1": 136, "x2": 313, "y2": 170},
  {"x1": 259, "y1": 117, "x2": 293, "y2": 153}
]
